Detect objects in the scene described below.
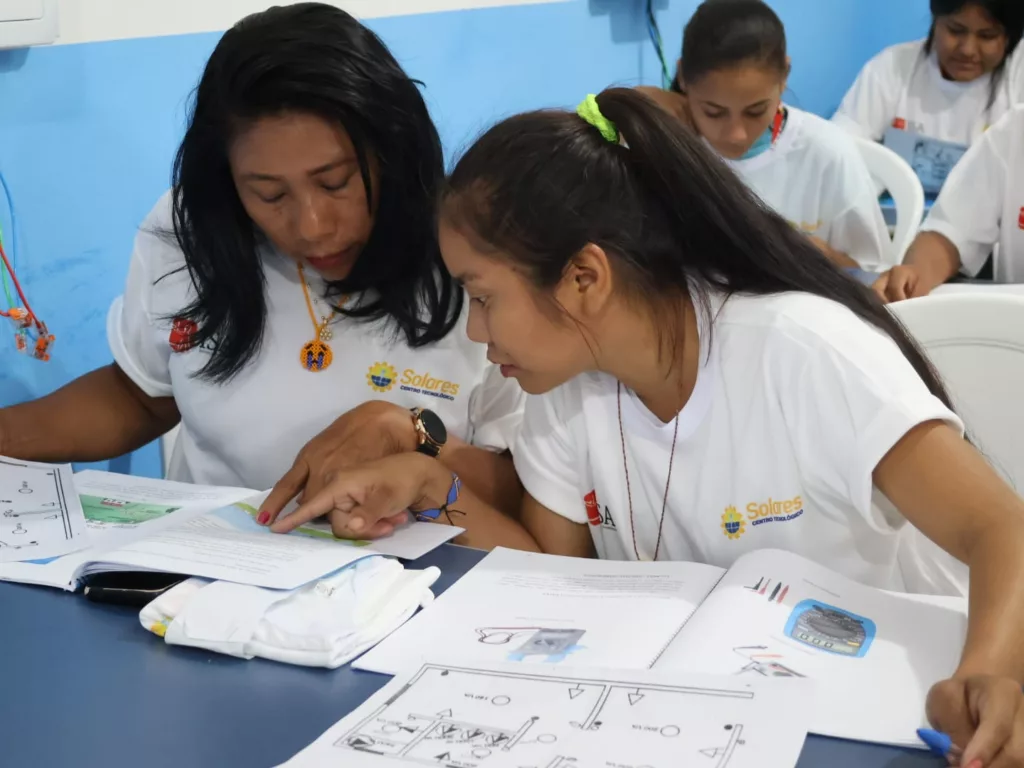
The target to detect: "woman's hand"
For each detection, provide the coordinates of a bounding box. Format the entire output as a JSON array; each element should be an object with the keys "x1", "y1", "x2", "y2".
[
  {"x1": 873, "y1": 232, "x2": 962, "y2": 303},
  {"x1": 259, "y1": 401, "x2": 418, "y2": 530},
  {"x1": 927, "y1": 676, "x2": 1024, "y2": 767},
  {"x1": 268, "y1": 452, "x2": 451, "y2": 539},
  {"x1": 872, "y1": 264, "x2": 932, "y2": 303}
]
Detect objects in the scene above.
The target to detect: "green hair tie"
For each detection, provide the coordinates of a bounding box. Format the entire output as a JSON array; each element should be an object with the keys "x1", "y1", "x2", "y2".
[{"x1": 576, "y1": 94, "x2": 618, "y2": 143}]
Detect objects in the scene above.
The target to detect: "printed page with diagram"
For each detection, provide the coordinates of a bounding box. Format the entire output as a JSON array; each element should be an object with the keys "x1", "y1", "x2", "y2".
[
  {"x1": 0, "y1": 457, "x2": 90, "y2": 563},
  {"x1": 652, "y1": 548, "x2": 968, "y2": 747},
  {"x1": 0, "y1": 470, "x2": 256, "y2": 588},
  {"x1": 279, "y1": 659, "x2": 812, "y2": 768},
  {"x1": 0, "y1": 471, "x2": 461, "y2": 590},
  {"x1": 354, "y1": 547, "x2": 726, "y2": 675}
]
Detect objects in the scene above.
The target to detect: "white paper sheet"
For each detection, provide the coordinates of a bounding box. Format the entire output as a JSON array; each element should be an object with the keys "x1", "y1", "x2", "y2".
[
  {"x1": 0, "y1": 457, "x2": 90, "y2": 562},
  {"x1": 654, "y1": 548, "x2": 967, "y2": 747},
  {"x1": 279, "y1": 659, "x2": 811, "y2": 768},
  {"x1": 354, "y1": 547, "x2": 725, "y2": 675},
  {"x1": 241, "y1": 491, "x2": 462, "y2": 561},
  {"x1": 94, "y1": 504, "x2": 377, "y2": 590},
  {"x1": 0, "y1": 472, "x2": 256, "y2": 588}
]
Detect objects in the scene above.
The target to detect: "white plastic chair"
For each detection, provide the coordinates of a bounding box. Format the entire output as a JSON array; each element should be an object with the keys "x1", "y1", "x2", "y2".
[
  {"x1": 855, "y1": 137, "x2": 925, "y2": 262},
  {"x1": 889, "y1": 294, "x2": 1024, "y2": 596},
  {"x1": 160, "y1": 425, "x2": 180, "y2": 479}
]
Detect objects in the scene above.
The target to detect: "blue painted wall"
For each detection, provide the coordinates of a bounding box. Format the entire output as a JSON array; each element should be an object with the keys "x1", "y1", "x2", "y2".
[{"x1": 0, "y1": 0, "x2": 932, "y2": 478}]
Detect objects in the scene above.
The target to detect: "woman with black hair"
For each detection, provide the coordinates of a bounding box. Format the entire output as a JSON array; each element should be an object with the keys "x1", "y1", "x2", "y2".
[
  {"x1": 278, "y1": 89, "x2": 1024, "y2": 761},
  {"x1": 834, "y1": 0, "x2": 1024, "y2": 147},
  {"x1": 640, "y1": 0, "x2": 891, "y2": 271},
  {"x1": 0, "y1": 3, "x2": 523, "y2": 527},
  {"x1": 873, "y1": 103, "x2": 1024, "y2": 300}
]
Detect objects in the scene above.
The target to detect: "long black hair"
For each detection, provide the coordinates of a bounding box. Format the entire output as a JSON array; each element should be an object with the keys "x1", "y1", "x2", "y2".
[
  {"x1": 925, "y1": 0, "x2": 1024, "y2": 109},
  {"x1": 670, "y1": 0, "x2": 788, "y2": 95},
  {"x1": 170, "y1": 2, "x2": 461, "y2": 382},
  {"x1": 443, "y1": 88, "x2": 954, "y2": 411}
]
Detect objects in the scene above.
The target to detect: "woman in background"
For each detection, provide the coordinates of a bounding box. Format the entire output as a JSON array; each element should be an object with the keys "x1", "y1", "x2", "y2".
[
  {"x1": 278, "y1": 88, "x2": 1024, "y2": 765},
  {"x1": 641, "y1": 0, "x2": 892, "y2": 271},
  {"x1": 834, "y1": 0, "x2": 1023, "y2": 147},
  {"x1": 0, "y1": 3, "x2": 523, "y2": 529},
  {"x1": 873, "y1": 104, "x2": 1024, "y2": 301}
]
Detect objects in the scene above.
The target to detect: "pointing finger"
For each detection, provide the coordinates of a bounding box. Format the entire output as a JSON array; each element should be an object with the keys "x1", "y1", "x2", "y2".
[
  {"x1": 259, "y1": 462, "x2": 310, "y2": 526},
  {"x1": 270, "y1": 484, "x2": 346, "y2": 534}
]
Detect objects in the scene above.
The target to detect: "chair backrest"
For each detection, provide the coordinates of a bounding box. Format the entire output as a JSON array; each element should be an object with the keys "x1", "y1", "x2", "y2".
[
  {"x1": 855, "y1": 137, "x2": 925, "y2": 262},
  {"x1": 889, "y1": 293, "x2": 1024, "y2": 595},
  {"x1": 160, "y1": 425, "x2": 181, "y2": 479}
]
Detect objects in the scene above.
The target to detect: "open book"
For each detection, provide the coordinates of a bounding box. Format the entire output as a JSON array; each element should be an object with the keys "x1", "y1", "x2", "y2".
[
  {"x1": 354, "y1": 547, "x2": 967, "y2": 748},
  {"x1": 0, "y1": 469, "x2": 461, "y2": 592}
]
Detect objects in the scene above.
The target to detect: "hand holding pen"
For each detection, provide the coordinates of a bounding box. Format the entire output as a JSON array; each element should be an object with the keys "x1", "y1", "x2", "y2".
[{"x1": 920, "y1": 676, "x2": 1024, "y2": 767}]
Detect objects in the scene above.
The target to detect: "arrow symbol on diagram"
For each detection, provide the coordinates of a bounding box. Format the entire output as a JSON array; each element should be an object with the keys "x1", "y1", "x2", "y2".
[{"x1": 568, "y1": 685, "x2": 584, "y2": 700}]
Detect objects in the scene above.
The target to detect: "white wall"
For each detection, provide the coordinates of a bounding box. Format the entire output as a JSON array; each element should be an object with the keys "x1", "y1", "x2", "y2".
[{"x1": 55, "y1": 0, "x2": 566, "y2": 45}]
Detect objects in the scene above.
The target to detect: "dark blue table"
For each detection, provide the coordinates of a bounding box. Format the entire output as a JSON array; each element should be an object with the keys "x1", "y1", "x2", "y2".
[{"x1": 0, "y1": 544, "x2": 938, "y2": 767}]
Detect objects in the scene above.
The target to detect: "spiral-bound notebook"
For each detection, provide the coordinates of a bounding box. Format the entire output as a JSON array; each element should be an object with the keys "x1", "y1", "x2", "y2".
[{"x1": 354, "y1": 546, "x2": 968, "y2": 748}]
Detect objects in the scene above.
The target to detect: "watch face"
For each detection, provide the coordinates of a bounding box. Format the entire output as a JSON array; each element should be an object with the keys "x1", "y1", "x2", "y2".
[{"x1": 419, "y1": 409, "x2": 448, "y2": 445}]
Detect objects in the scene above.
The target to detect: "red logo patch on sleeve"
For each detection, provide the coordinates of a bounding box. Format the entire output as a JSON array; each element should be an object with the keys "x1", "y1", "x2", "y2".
[
  {"x1": 892, "y1": 117, "x2": 907, "y2": 130},
  {"x1": 583, "y1": 490, "x2": 601, "y2": 526},
  {"x1": 168, "y1": 318, "x2": 198, "y2": 353},
  {"x1": 1018, "y1": 207, "x2": 1024, "y2": 230}
]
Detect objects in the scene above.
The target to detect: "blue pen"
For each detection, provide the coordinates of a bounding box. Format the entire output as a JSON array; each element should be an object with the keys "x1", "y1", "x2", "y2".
[{"x1": 917, "y1": 728, "x2": 953, "y2": 758}]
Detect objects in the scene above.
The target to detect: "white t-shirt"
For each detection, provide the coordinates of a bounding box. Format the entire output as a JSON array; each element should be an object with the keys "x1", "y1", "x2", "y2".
[
  {"x1": 108, "y1": 193, "x2": 525, "y2": 490},
  {"x1": 514, "y1": 291, "x2": 962, "y2": 591},
  {"x1": 723, "y1": 107, "x2": 894, "y2": 270},
  {"x1": 919, "y1": 105, "x2": 1024, "y2": 283},
  {"x1": 833, "y1": 40, "x2": 1024, "y2": 145}
]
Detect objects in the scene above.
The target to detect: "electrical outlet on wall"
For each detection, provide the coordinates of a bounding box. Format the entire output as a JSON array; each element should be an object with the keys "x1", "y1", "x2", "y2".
[{"x1": 0, "y1": 0, "x2": 58, "y2": 49}]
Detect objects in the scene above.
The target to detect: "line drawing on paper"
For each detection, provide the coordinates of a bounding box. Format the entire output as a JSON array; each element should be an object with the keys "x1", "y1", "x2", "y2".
[
  {"x1": 474, "y1": 628, "x2": 586, "y2": 663},
  {"x1": 743, "y1": 577, "x2": 789, "y2": 604},
  {"x1": 334, "y1": 663, "x2": 753, "y2": 768},
  {"x1": 0, "y1": 539, "x2": 38, "y2": 550},
  {"x1": 0, "y1": 459, "x2": 81, "y2": 558},
  {"x1": 732, "y1": 646, "x2": 805, "y2": 679}
]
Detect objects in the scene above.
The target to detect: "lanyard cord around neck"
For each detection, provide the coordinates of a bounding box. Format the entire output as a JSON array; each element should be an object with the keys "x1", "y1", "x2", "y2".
[{"x1": 617, "y1": 381, "x2": 680, "y2": 562}]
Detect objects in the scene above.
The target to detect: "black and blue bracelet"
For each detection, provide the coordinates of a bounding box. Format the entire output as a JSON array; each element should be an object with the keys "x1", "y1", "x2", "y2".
[{"x1": 415, "y1": 473, "x2": 463, "y2": 525}]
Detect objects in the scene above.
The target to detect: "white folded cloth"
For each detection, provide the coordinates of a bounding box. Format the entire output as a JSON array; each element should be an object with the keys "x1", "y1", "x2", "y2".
[{"x1": 139, "y1": 556, "x2": 440, "y2": 668}]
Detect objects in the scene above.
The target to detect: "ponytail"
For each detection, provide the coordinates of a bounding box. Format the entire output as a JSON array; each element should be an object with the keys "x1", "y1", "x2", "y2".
[{"x1": 443, "y1": 88, "x2": 954, "y2": 412}]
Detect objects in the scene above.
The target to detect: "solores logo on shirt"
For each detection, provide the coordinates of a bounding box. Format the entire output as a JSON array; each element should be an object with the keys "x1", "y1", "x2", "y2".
[
  {"x1": 365, "y1": 361, "x2": 461, "y2": 401},
  {"x1": 722, "y1": 495, "x2": 805, "y2": 540},
  {"x1": 366, "y1": 362, "x2": 399, "y2": 393},
  {"x1": 745, "y1": 495, "x2": 804, "y2": 527},
  {"x1": 721, "y1": 506, "x2": 746, "y2": 540}
]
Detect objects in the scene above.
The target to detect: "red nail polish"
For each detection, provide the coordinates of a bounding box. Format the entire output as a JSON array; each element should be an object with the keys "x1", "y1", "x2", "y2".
[{"x1": 257, "y1": 511, "x2": 269, "y2": 525}]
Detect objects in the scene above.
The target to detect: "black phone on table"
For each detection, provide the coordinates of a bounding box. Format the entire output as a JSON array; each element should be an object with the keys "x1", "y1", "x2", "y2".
[{"x1": 81, "y1": 571, "x2": 188, "y2": 607}]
